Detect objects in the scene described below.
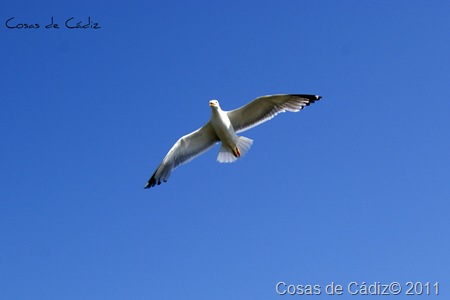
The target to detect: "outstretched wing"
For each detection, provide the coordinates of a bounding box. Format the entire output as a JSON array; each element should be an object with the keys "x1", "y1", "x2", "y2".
[
  {"x1": 227, "y1": 94, "x2": 321, "y2": 133},
  {"x1": 145, "y1": 122, "x2": 219, "y2": 188}
]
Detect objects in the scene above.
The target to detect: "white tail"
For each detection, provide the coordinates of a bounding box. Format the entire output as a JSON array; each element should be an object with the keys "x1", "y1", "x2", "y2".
[{"x1": 217, "y1": 136, "x2": 253, "y2": 163}]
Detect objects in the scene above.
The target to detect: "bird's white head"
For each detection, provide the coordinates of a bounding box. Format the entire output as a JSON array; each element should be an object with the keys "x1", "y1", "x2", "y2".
[{"x1": 209, "y1": 100, "x2": 220, "y2": 109}]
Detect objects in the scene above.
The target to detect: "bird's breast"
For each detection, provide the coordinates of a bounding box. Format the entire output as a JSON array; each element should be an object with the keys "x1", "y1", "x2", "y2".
[{"x1": 211, "y1": 110, "x2": 237, "y2": 145}]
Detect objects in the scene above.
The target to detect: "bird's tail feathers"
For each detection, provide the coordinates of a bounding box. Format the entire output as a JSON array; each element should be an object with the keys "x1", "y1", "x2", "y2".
[{"x1": 217, "y1": 136, "x2": 253, "y2": 163}]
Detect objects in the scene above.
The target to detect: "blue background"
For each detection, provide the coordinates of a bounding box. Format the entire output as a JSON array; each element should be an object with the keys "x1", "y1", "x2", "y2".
[{"x1": 1, "y1": 1, "x2": 449, "y2": 299}]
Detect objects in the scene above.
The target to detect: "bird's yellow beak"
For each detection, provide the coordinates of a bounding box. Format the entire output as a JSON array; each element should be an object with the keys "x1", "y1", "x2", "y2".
[{"x1": 209, "y1": 101, "x2": 214, "y2": 107}]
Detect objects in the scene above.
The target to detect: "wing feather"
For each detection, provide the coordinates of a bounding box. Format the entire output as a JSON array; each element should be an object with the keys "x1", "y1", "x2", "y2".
[
  {"x1": 227, "y1": 94, "x2": 321, "y2": 133},
  {"x1": 145, "y1": 122, "x2": 218, "y2": 188}
]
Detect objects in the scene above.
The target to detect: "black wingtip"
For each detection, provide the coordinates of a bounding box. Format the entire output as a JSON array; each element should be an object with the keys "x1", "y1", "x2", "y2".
[
  {"x1": 290, "y1": 94, "x2": 322, "y2": 106},
  {"x1": 309, "y1": 95, "x2": 322, "y2": 106},
  {"x1": 305, "y1": 94, "x2": 322, "y2": 101},
  {"x1": 144, "y1": 170, "x2": 159, "y2": 189},
  {"x1": 144, "y1": 181, "x2": 154, "y2": 189},
  {"x1": 291, "y1": 94, "x2": 322, "y2": 101}
]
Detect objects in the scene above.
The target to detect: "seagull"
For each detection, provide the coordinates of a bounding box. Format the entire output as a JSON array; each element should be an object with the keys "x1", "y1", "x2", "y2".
[{"x1": 145, "y1": 94, "x2": 322, "y2": 188}]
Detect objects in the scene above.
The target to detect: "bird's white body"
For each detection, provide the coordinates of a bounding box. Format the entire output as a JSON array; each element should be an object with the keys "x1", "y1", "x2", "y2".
[
  {"x1": 210, "y1": 102, "x2": 236, "y2": 148},
  {"x1": 145, "y1": 94, "x2": 322, "y2": 188},
  {"x1": 209, "y1": 100, "x2": 254, "y2": 162}
]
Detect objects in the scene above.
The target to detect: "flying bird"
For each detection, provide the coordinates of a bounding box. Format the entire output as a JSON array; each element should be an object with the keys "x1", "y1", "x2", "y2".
[{"x1": 145, "y1": 94, "x2": 322, "y2": 188}]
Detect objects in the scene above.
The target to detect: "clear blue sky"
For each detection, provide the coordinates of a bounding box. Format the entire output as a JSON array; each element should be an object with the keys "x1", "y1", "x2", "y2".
[{"x1": 1, "y1": 1, "x2": 449, "y2": 299}]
